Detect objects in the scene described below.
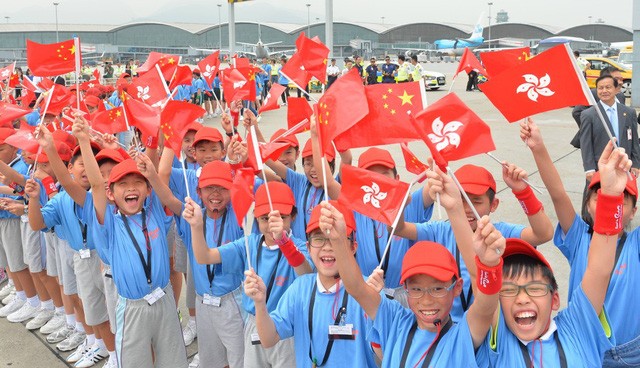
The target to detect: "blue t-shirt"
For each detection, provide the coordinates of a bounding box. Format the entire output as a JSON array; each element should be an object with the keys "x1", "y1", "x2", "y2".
[
  {"x1": 169, "y1": 167, "x2": 201, "y2": 207},
  {"x1": 278, "y1": 67, "x2": 289, "y2": 85},
  {"x1": 41, "y1": 190, "x2": 91, "y2": 252},
  {"x1": 284, "y1": 168, "x2": 326, "y2": 240},
  {"x1": 372, "y1": 296, "x2": 478, "y2": 367},
  {"x1": 25, "y1": 110, "x2": 41, "y2": 126},
  {"x1": 261, "y1": 64, "x2": 272, "y2": 83},
  {"x1": 354, "y1": 188, "x2": 433, "y2": 288},
  {"x1": 108, "y1": 91, "x2": 122, "y2": 107},
  {"x1": 554, "y1": 213, "x2": 640, "y2": 345},
  {"x1": 88, "y1": 192, "x2": 173, "y2": 299},
  {"x1": 270, "y1": 274, "x2": 377, "y2": 368},
  {"x1": 218, "y1": 233, "x2": 311, "y2": 315},
  {"x1": 212, "y1": 76, "x2": 221, "y2": 89},
  {"x1": 415, "y1": 220, "x2": 524, "y2": 322},
  {"x1": 0, "y1": 157, "x2": 29, "y2": 220},
  {"x1": 172, "y1": 157, "x2": 200, "y2": 171},
  {"x1": 173, "y1": 85, "x2": 192, "y2": 101},
  {"x1": 476, "y1": 285, "x2": 613, "y2": 368},
  {"x1": 176, "y1": 205, "x2": 244, "y2": 297},
  {"x1": 80, "y1": 191, "x2": 112, "y2": 265},
  {"x1": 191, "y1": 77, "x2": 205, "y2": 95}
]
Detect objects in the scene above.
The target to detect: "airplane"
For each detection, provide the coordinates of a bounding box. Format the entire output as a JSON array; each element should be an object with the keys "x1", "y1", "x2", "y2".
[
  {"x1": 433, "y1": 17, "x2": 484, "y2": 56},
  {"x1": 191, "y1": 24, "x2": 295, "y2": 59}
]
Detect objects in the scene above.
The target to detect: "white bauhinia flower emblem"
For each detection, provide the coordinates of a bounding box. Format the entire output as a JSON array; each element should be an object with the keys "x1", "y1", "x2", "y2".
[
  {"x1": 137, "y1": 85, "x2": 150, "y2": 100},
  {"x1": 516, "y1": 73, "x2": 555, "y2": 102},
  {"x1": 203, "y1": 64, "x2": 216, "y2": 78},
  {"x1": 233, "y1": 81, "x2": 246, "y2": 89},
  {"x1": 264, "y1": 92, "x2": 271, "y2": 104},
  {"x1": 88, "y1": 82, "x2": 95, "y2": 88},
  {"x1": 0, "y1": 70, "x2": 9, "y2": 78},
  {"x1": 428, "y1": 117, "x2": 463, "y2": 151},
  {"x1": 361, "y1": 182, "x2": 387, "y2": 209}
]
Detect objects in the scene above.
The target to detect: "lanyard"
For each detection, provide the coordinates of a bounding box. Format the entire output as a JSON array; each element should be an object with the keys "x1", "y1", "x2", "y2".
[
  {"x1": 518, "y1": 332, "x2": 567, "y2": 368},
  {"x1": 308, "y1": 282, "x2": 349, "y2": 367},
  {"x1": 121, "y1": 209, "x2": 152, "y2": 285},
  {"x1": 610, "y1": 232, "x2": 627, "y2": 280},
  {"x1": 372, "y1": 219, "x2": 390, "y2": 272},
  {"x1": 398, "y1": 318, "x2": 453, "y2": 368},
  {"x1": 255, "y1": 236, "x2": 283, "y2": 304},
  {"x1": 302, "y1": 183, "x2": 323, "y2": 231},
  {"x1": 454, "y1": 244, "x2": 473, "y2": 312},
  {"x1": 203, "y1": 210, "x2": 227, "y2": 289},
  {"x1": 74, "y1": 203, "x2": 88, "y2": 248}
]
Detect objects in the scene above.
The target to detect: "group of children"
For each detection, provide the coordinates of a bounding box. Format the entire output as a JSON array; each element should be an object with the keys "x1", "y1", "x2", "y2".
[{"x1": 0, "y1": 86, "x2": 637, "y2": 368}]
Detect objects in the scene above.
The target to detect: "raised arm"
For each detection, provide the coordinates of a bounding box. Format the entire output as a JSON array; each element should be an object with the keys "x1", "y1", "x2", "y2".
[
  {"x1": 24, "y1": 178, "x2": 46, "y2": 231},
  {"x1": 133, "y1": 151, "x2": 183, "y2": 216},
  {"x1": 310, "y1": 117, "x2": 341, "y2": 200},
  {"x1": 182, "y1": 197, "x2": 221, "y2": 265},
  {"x1": 74, "y1": 116, "x2": 107, "y2": 224},
  {"x1": 244, "y1": 269, "x2": 281, "y2": 348},
  {"x1": 157, "y1": 145, "x2": 175, "y2": 185}
]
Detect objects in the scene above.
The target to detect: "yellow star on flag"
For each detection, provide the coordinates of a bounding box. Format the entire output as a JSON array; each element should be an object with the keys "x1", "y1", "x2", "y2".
[
  {"x1": 382, "y1": 94, "x2": 387, "y2": 100},
  {"x1": 397, "y1": 90, "x2": 414, "y2": 106},
  {"x1": 383, "y1": 103, "x2": 388, "y2": 109},
  {"x1": 390, "y1": 109, "x2": 396, "y2": 115}
]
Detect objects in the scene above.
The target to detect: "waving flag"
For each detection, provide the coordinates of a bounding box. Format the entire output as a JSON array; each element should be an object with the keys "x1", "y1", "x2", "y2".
[
  {"x1": 169, "y1": 65, "x2": 194, "y2": 90},
  {"x1": 5, "y1": 128, "x2": 39, "y2": 153},
  {"x1": 0, "y1": 102, "x2": 32, "y2": 126},
  {"x1": 128, "y1": 65, "x2": 170, "y2": 106},
  {"x1": 280, "y1": 53, "x2": 312, "y2": 90},
  {"x1": 138, "y1": 52, "x2": 179, "y2": 80},
  {"x1": 295, "y1": 33, "x2": 330, "y2": 82},
  {"x1": 480, "y1": 47, "x2": 531, "y2": 76},
  {"x1": 480, "y1": 44, "x2": 592, "y2": 122},
  {"x1": 454, "y1": 47, "x2": 487, "y2": 77},
  {"x1": 400, "y1": 143, "x2": 429, "y2": 176},
  {"x1": 160, "y1": 100, "x2": 206, "y2": 154},
  {"x1": 338, "y1": 165, "x2": 410, "y2": 226},
  {"x1": 122, "y1": 93, "x2": 161, "y2": 138},
  {"x1": 91, "y1": 107, "x2": 128, "y2": 135},
  {"x1": 258, "y1": 83, "x2": 285, "y2": 114},
  {"x1": 26, "y1": 39, "x2": 81, "y2": 77},
  {"x1": 231, "y1": 168, "x2": 255, "y2": 227},
  {"x1": 0, "y1": 63, "x2": 15, "y2": 82},
  {"x1": 197, "y1": 51, "x2": 221, "y2": 87},
  {"x1": 287, "y1": 97, "x2": 312, "y2": 132},
  {"x1": 221, "y1": 68, "x2": 250, "y2": 102}
]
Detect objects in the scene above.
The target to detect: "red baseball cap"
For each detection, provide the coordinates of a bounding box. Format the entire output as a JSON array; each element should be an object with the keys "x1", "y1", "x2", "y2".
[
  {"x1": 84, "y1": 95, "x2": 102, "y2": 107},
  {"x1": 400, "y1": 241, "x2": 459, "y2": 284},
  {"x1": 85, "y1": 88, "x2": 102, "y2": 98},
  {"x1": 0, "y1": 128, "x2": 15, "y2": 144},
  {"x1": 502, "y1": 238, "x2": 552, "y2": 271},
  {"x1": 301, "y1": 138, "x2": 335, "y2": 161},
  {"x1": 29, "y1": 141, "x2": 72, "y2": 163},
  {"x1": 192, "y1": 126, "x2": 223, "y2": 146},
  {"x1": 306, "y1": 200, "x2": 356, "y2": 235},
  {"x1": 108, "y1": 159, "x2": 144, "y2": 186},
  {"x1": 454, "y1": 164, "x2": 496, "y2": 195},
  {"x1": 185, "y1": 121, "x2": 203, "y2": 134},
  {"x1": 71, "y1": 140, "x2": 101, "y2": 158},
  {"x1": 358, "y1": 147, "x2": 395, "y2": 170},
  {"x1": 198, "y1": 161, "x2": 232, "y2": 189},
  {"x1": 96, "y1": 148, "x2": 125, "y2": 165},
  {"x1": 270, "y1": 128, "x2": 299, "y2": 148},
  {"x1": 192, "y1": 68, "x2": 201, "y2": 75},
  {"x1": 588, "y1": 171, "x2": 638, "y2": 198},
  {"x1": 51, "y1": 130, "x2": 77, "y2": 150},
  {"x1": 254, "y1": 182, "x2": 295, "y2": 217}
]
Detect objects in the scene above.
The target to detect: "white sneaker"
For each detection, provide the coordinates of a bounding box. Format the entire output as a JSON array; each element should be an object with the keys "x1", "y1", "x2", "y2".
[
  {"x1": 189, "y1": 353, "x2": 200, "y2": 368},
  {"x1": 1, "y1": 289, "x2": 15, "y2": 305},
  {"x1": 0, "y1": 297, "x2": 24, "y2": 318},
  {"x1": 0, "y1": 283, "x2": 15, "y2": 300},
  {"x1": 47, "y1": 324, "x2": 75, "y2": 344},
  {"x1": 26, "y1": 308, "x2": 54, "y2": 330},
  {"x1": 102, "y1": 357, "x2": 117, "y2": 368},
  {"x1": 66, "y1": 339, "x2": 90, "y2": 363},
  {"x1": 74, "y1": 344, "x2": 108, "y2": 367},
  {"x1": 7, "y1": 302, "x2": 39, "y2": 323},
  {"x1": 57, "y1": 330, "x2": 87, "y2": 352},
  {"x1": 40, "y1": 311, "x2": 66, "y2": 334},
  {"x1": 182, "y1": 321, "x2": 197, "y2": 346}
]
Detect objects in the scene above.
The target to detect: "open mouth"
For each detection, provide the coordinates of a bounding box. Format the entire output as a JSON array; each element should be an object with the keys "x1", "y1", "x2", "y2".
[
  {"x1": 124, "y1": 194, "x2": 139, "y2": 206},
  {"x1": 514, "y1": 311, "x2": 537, "y2": 327},
  {"x1": 320, "y1": 256, "x2": 335, "y2": 267}
]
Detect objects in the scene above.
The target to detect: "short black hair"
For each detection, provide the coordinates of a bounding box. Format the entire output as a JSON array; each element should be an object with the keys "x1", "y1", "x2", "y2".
[
  {"x1": 503, "y1": 254, "x2": 558, "y2": 292},
  {"x1": 596, "y1": 75, "x2": 618, "y2": 88},
  {"x1": 582, "y1": 181, "x2": 636, "y2": 233},
  {"x1": 398, "y1": 55, "x2": 406, "y2": 61},
  {"x1": 600, "y1": 66, "x2": 622, "y2": 78},
  {"x1": 71, "y1": 145, "x2": 100, "y2": 165},
  {"x1": 411, "y1": 55, "x2": 418, "y2": 62}
]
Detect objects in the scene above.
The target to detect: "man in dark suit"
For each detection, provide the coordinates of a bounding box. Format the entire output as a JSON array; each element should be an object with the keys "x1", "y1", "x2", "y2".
[{"x1": 579, "y1": 74, "x2": 640, "y2": 182}]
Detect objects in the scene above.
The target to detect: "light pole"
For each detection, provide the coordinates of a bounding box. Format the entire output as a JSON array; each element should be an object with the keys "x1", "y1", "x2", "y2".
[
  {"x1": 4, "y1": 17, "x2": 9, "y2": 23},
  {"x1": 306, "y1": 4, "x2": 311, "y2": 36},
  {"x1": 487, "y1": 2, "x2": 493, "y2": 50},
  {"x1": 217, "y1": 4, "x2": 222, "y2": 53},
  {"x1": 381, "y1": 16, "x2": 385, "y2": 25},
  {"x1": 53, "y1": 2, "x2": 60, "y2": 42}
]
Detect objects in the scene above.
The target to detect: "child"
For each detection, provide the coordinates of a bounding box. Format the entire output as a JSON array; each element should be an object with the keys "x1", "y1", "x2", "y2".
[
  {"x1": 269, "y1": 128, "x2": 299, "y2": 172},
  {"x1": 244, "y1": 200, "x2": 378, "y2": 367},
  {"x1": 184, "y1": 181, "x2": 312, "y2": 368}
]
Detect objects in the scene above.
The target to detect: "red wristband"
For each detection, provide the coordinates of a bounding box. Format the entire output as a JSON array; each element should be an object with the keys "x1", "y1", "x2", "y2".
[
  {"x1": 8, "y1": 182, "x2": 24, "y2": 195},
  {"x1": 277, "y1": 234, "x2": 305, "y2": 267},
  {"x1": 475, "y1": 256, "x2": 503, "y2": 295},
  {"x1": 42, "y1": 176, "x2": 58, "y2": 196},
  {"x1": 513, "y1": 186, "x2": 543, "y2": 216},
  {"x1": 593, "y1": 190, "x2": 624, "y2": 235},
  {"x1": 145, "y1": 135, "x2": 158, "y2": 149},
  {"x1": 230, "y1": 110, "x2": 240, "y2": 128}
]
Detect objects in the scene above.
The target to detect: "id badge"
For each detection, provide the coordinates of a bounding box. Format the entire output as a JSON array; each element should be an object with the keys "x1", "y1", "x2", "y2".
[
  {"x1": 203, "y1": 293, "x2": 221, "y2": 307},
  {"x1": 79, "y1": 248, "x2": 91, "y2": 259},
  {"x1": 251, "y1": 332, "x2": 261, "y2": 345},
  {"x1": 328, "y1": 324, "x2": 355, "y2": 340},
  {"x1": 383, "y1": 288, "x2": 396, "y2": 299},
  {"x1": 20, "y1": 214, "x2": 28, "y2": 223},
  {"x1": 628, "y1": 128, "x2": 632, "y2": 141},
  {"x1": 144, "y1": 287, "x2": 165, "y2": 305}
]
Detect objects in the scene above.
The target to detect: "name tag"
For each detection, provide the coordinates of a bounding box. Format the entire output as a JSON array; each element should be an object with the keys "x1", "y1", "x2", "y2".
[
  {"x1": 251, "y1": 332, "x2": 261, "y2": 345},
  {"x1": 203, "y1": 293, "x2": 221, "y2": 307},
  {"x1": 144, "y1": 287, "x2": 166, "y2": 305},
  {"x1": 20, "y1": 214, "x2": 29, "y2": 223},
  {"x1": 79, "y1": 248, "x2": 91, "y2": 259},
  {"x1": 328, "y1": 324, "x2": 355, "y2": 340},
  {"x1": 383, "y1": 288, "x2": 396, "y2": 299}
]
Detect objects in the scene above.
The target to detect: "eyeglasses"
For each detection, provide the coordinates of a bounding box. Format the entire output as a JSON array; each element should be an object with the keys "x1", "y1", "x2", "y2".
[
  {"x1": 405, "y1": 281, "x2": 457, "y2": 299},
  {"x1": 499, "y1": 282, "x2": 552, "y2": 298},
  {"x1": 200, "y1": 186, "x2": 227, "y2": 194},
  {"x1": 308, "y1": 236, "x2": 354, "y2": 248}
]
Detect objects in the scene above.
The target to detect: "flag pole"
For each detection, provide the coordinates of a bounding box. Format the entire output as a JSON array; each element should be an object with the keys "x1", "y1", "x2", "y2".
[
  {"x1": 180, "y1": 151, "x2": 192, "y2": 200},
  {"x1": 429, "y1": 160, "x2": 443, "y2": 220},
  {"x1": 280, "y1": 71, "x2": 318, "y2": 103},
  {"x1": 120, "y1": 96, "x2": 142, "y2": 150},
  {"x1": 271, "y1": 119, "x2": 309, "y2": 143},
  {"x1": 485, "y1": 152, "x2": 544, "y2": 194},
  {"x1": 32, "y1": 86, "x2": 56, "y2": 176},
  {"x1": 74, "y1": 37, "x2": 81, "y2": 111},
  {"x1": 377, "y1": 181, "x2": 415, "y2": 270},
  {"x1": 243, "y1": 215, "x2": 253, "y2": 270},
  {"x1": 447, "y1": 166, "x2": 481, "y2": 221},
  {"x1": 249, "y1": 125, "x2": 273, "y2": 212}
]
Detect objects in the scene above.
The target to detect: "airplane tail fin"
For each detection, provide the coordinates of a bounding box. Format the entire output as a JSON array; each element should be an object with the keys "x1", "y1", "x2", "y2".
[
  {"x1": 258, "y1": 23, "x2": 262, "y2": 42},
  {"x1": 470, "y1": 13, "x2": 484, "y2": 39}
]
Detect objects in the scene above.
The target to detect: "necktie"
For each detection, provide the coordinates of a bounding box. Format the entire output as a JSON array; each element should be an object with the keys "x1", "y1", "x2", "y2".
[{"x1": 608, "y1": 107, "x2": 619, "y2": 140}]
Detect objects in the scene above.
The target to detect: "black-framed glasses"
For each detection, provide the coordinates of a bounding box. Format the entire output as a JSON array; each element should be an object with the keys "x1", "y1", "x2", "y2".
[
  {"x1": 499, "y1": 282, "x2": 553, "y2": 298},
  {"x1": 405, "y1": 280, "x2": 457, "y2": 299},
  {"x1": 307, "y1": 236, "x2": 353, "y2": 248}
]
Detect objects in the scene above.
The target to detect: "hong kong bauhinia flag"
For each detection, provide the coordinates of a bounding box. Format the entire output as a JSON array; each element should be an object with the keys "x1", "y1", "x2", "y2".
[
  {"x1": 480, "y1": 44, "x2": 592, "y2": 122},
  {"x1": 197, "y1": 51, "x2": 221, "y2": 87}
]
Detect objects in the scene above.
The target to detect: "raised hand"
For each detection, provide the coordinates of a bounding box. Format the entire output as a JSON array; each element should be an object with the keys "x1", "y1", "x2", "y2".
[
  {"x1": 426, "y1": 162, "x2": 461, "y2": 210},
  {"x1": 502, "y1": 162, "x2": 528, "y2": 192},
  {"x1": 244, "y1": 269, "x2": 267, "y2": 304},
  {"x1": 183, "y1": 197, "x2": 203, "y2": 226},
  {"x1": 598, "y1": 140, "x2": 632, "y2": 196},
  {"x1": 72, "y1": 116, "x2": 90, "y2": 142},
  {"x1": 134, "y1": 151, "x2": 157, "y2": 178},
  {"x1": 519, "y1": 118, "x2": 543, "y2": 150},
  {"x1": 24, "y1": 178, "x2": 41, "y2": 199},
  {"x1": 34, "y1": 124, "x2": 54, "y2": 151},
  {"x1": 267, "y1": 210, "x2": 285, "y2": 242},
  {"x1": 473, "y1": 216, "x2": 505, "y2": 267},
  {"x1": 318, "y1": 201, "x2": 348, "y2": 241},
  {"x1": 101, "y1": 134, "x2": 120, "y2": 150},
  {"x1": 366, "y1": 269, "x2": 385, "y2": 293}
]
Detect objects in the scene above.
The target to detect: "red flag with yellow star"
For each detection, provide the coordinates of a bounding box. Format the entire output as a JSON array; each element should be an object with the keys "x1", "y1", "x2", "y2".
[
  {"x1": 122, "y1": 92, "x2": 161, "y2": 138},
  {"x1": 400, "y1": 143, "x2": 429, "y2": 176},
  {"x1": 160, "y1": 100, "x2": 205, "y2": 155},
  {"x1": 91, "y1": 107, "x2": 128, "y2": 135},
  {"x1": 231, "y1": 168, "x2": 255, "y2": 227},
  {"x1": 295, "y1": 33, "x2": 330, "y2": 82},
  {"x1": 138, "y1": 52, "x2": 179, "y2": 80},
  {"x1": 26, "y1": 39, "x2": 81, "y2": 77},
  {"x1": 333, "y1": 81, "x2": 426, "y2": 151}
]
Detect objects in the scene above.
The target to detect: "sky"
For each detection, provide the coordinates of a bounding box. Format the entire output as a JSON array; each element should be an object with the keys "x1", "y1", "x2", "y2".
[{"x1": 4, "y1": 0, "x2": 634, "y2": 30}]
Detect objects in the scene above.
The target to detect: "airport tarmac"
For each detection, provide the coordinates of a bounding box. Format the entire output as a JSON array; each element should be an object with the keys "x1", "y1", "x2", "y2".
[{"x1": 0, "y1": 61, "x2": 634, "y2": 367}]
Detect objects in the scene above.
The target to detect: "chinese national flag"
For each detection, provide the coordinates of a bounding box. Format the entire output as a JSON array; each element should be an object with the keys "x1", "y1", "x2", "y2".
[
  {"x1": 400, "y1": 143, "x2": 428, "y2": 176},
  {"x1": 244, "y1": 127, "x2": 289, "y2": 172},
  {"x1": 160, "y1": 100, "x2": 205, "y2": 154},
  {"x1": 26, "y1": 39, "x2": 80, "y2": 77},
  {"x1": 411, "y1": 93, "x2": 495, "y2": 166},
  {"x1": 287, "y1": 97, "x2": 312, "y2": 132},
  {"x1": 169, "y1": 65, "x2": 194, "y2": 90},
  {"x1": 231, "y1": 168, "x2": 255, "y2": 227},
  {"x1": 338, "y1": 165, "x2": 410, "y2": 227},
  {"x1": 258, "y1": 83, "x2": 285, "y2": 114},
  {"x1": 129, "y1": 66, "x2": 169, "y2": 106},
  {"x1": 454, "y1": 47, "x2": 487, "y2": 77},
  {"x1": 233, "y1": 57, "x2": 258, "y2": 101},
  {"x1": 221, "y1": 68, "x2": 250, "y2": 102},
  {"x1": 295, "y1": 33, "x2": 330, "y2": 82},
  {"x1": 5, "y1": 129, "x2": 39, "y2": 154},
  {"x1": 91, "y1": 107, "x2": 128, "y2": 135},
  {"x1": 198, "y1": 51, "x2": 221, "y2": 87},
  {"x1": 0, "y1": 102, "x2": 32, "y2": 126},
  {"x1": 480, "y1": 44, "x2": 592, "y2": 122},
  {"x1": 138, "y1": 52, "x2": 179, "y2": 80},
  {"x1": 122, "y1": 93, "x2": 161, "y2": 138},
  {"x1": 480, "y1": 47, "x2": 531, "y2": 77},
  {"x1": 315, "y1": 68, "x2": 369, "y2": 155},
  {"x1": 334, "y1": 81, "x2": 427, "y2": 151},
  {"x1": 280, "y1": 53, "x2": 312, "y2": 89}
]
